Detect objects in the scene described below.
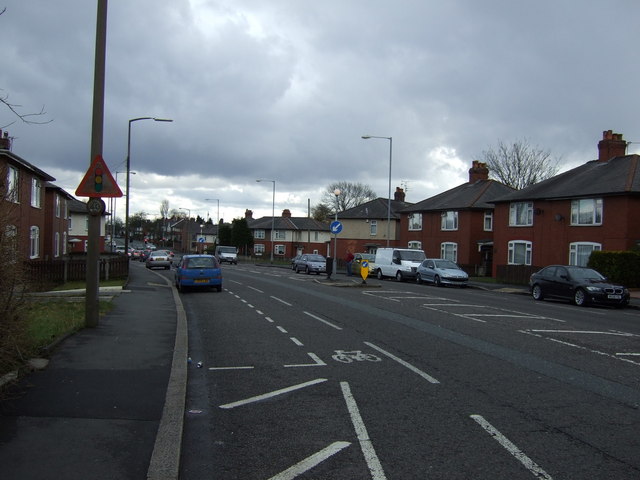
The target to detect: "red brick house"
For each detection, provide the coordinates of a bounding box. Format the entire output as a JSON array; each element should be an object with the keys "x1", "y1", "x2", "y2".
[
  {"x1": 43, "y1": 183, "x2": 74, "y2": 259},
  {"x1": 399, "y1": 161, "x2": 515, "y2": 275},
  {"x1": 490, "y1": 130, "x2": 640, "y2": 282}
]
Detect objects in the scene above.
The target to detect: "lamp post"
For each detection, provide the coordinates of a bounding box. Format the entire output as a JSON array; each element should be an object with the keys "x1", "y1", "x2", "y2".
[
  {"x1": 204, "y1": 198, "x2": 220, "y2": 224},
  {"x1": 362, "y1": 135, "x2": 393, "y2": 246},
  {"x1": 124, "y1": 116, "x2": 173, "y2": 256},
  {"x1": 199, "y1": 224, "x2": 205, "y2": 253},
  {"x1": 256, "y1": 179, "x2": 275, "y2": 263},
  {"x1": 179, "y1": 207, "x2": 191, "y2": 252},
  {"x1": 333, "y1": 188, "x2": 341, "y2": 277},
  {"x1": 112, "y1": 170, "x2": 134, "y2": 251}
]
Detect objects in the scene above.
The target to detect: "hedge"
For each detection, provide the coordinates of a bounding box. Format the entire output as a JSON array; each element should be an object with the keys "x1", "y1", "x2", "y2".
[{"x1": 588, "y1": 251, "x2": 640, "y2": 287}]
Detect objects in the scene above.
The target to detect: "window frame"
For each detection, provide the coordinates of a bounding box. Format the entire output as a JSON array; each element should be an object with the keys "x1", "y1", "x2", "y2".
[
  {"x1": 370, "y1": 220, "x2": 377, "y2": 236},
  {"x1": 31, "y1": 177, "x2": 42, "y2": 208},
  {"x1": 569, "y1": 242, "x2": 601, "y2": 266},
  {"x1": 408, "y1": 213, "x2": 423, "y2": 231},
  {"x1": 509, "y1": 202, "x2": 533, "y2": 227},
  {"x1": 570, "y1": 198, "x2": 603, "y2": 226},
  {"x1": 30, "y1": 225, "x2": 40, "y2": 259},
  {"x1": 254, "y1": 229, "x2": 265, "y2": 239},
  {"x1": 440, "y1": 242, "x2": 458, "y2": 262},
  {"x1": 274, "y1": 244, "x2": 286, "y2": 255},
  {"x1": 484, "y1": 211, "x2": 493, "y2": 231},
  {"x1": 254, "y1": 244, "x2": 265, "y2": 255},
  {"x1": 408, "y1": 240, "x2": 422, "y2": 250},
  {"x1": 507, "y1": 240, "x2": 532, "y2": 265},
  {"x1": 440, "y1": 211, "x2": 458, "y2": 231},
  {"x1": 7, "y1": 166, "x2": 19, "y2": 203}
]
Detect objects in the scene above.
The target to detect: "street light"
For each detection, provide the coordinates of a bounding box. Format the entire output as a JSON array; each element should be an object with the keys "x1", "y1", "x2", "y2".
[
  {"x1": 200, "y1": 224, "x2": 205, "y2": 253},
  {"x1": 256, "y1": 179, "x2": 275, "y2": 263},
  {"x1": 204, "y1": 198, "x2": 220, "y2": 224},
  {"x1": 332, "y1": 188, "x2": 341, "y2": 278},
  {"x1": 362, "y1": 135, "x2": 393, "y2": 246},
  {"x1": 179, "y1": 207, "x2": 191, "y2": 252},
  {"x1": 124, "y1": 116, "x2": 173, "y2": 255}
]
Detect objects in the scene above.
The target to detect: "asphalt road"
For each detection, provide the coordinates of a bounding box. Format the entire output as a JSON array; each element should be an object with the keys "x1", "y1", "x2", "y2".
[{"x1": 156, "y1": 264, "x2": 640, "y2": 479}]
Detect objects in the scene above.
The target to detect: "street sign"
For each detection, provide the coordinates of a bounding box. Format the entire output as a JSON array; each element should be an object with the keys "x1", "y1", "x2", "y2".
[
  {"x1": 360, "y1": 260, "x2": 369, "y2": 281},
  {"x1": 330, "y1": 221, "x2": 343, "y2": 234},
  {"x1": 76, "y1": 155, "x2": 123, "y2": 198},
  {"x1": 198, "y1": 237, "x2": 205, "y2": 243}
]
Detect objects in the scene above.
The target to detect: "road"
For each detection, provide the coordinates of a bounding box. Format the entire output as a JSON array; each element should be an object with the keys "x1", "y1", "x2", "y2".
[{"x1": 156, "y1": 263, "x2": 640, "y2": 479}]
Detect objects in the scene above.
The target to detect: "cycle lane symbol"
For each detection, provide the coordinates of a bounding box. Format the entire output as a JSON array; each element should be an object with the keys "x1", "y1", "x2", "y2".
[{"x1": 332, "y1": 350, "x2": 382, "y2": 363}]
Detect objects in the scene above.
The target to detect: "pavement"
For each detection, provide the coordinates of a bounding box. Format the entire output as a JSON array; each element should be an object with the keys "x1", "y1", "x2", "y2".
[{"x1": 0, "y1": 265, "x2": 638, "y2": 480}]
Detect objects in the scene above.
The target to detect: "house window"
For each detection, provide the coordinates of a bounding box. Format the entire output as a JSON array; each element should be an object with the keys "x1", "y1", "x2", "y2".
[
  {"x1": 274, "y1": 230, "x2": 286, "y2": 240},
  {"x1": 254, "y1": 230, "x2": 265, "y2": 239},
  {"x1": 54, "y1": 232, "x2": 60, "y2": 257},
  {"x1": 509, "y1": 202, "x2": 533, "y2": 226},
  {"x1": 408, "y1": 241, "x2": 422, "y2": 250},
  {"x1": 30, "y1": 226, "x2": 40, "y2": 259},
  {"x1": 55, "y1": 195, "x2": 61, "y2": 217},
  {"x1": 6, "y1": 166, "x2": 19, "y2": 202},
  {"x1": 370, "y1": 220, "x2": 377, "y2": 236},
  {"x1": 441, "y1": 242, "x2": 458, "y2": 262},
  {"x1": 484, "y1": 211, "x2": 493, "y2": 231},
  {"x1": 275, "y1": 244, "x2": 285, "y2": 255},
  {"x1": 408, "y1": 213, "x2": 422, "y2": 231},
  {"x1": 441, "y1": 211, "x2": 458, "y2": 231},
  {"x1": 571, "y1": 198, "x2": 602, "y2": 225},
  {"x1": 31, "y1": 178, "x2": 42, "y2": 208},
  {"x1": 314, "y1": 231, "x2": 319, "y2": 241},
  {"x1": 508, "y1": 240, "x2": 532, "y2": 265},
  {"x1": 569, "y1": 242, "x2": 601, "y2": 266},
  {"x1": 63, "y1": 232, "x2": 67, "y2": 255},
  {"x1": 254, "y1": 244, "x2": 265, "y2": 255}
]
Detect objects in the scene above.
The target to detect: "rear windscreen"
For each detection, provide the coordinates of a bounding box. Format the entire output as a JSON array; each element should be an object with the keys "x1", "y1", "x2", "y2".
[{"x1": 186, "y1": 258, "x2": 217, "y2": 268}]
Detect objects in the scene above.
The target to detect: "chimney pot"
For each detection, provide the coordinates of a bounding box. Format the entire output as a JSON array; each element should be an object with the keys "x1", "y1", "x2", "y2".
[{"x1": 598, "y1": 130, "x2": 626, "y2": 162}]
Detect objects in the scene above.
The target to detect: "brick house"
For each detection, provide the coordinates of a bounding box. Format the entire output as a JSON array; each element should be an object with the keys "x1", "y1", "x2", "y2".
[
  {"x1": 169, "y1": 218, "x2": 218, "y2": 253},
  {"x1": 333, "y1": 188, "x2": 412, "y2": 256},
  {"x1": 43, "y1": 183, "x2": 74, "y2": 259},
  {"x1": 1, "y1": 130, "x2": 56, "y2": 260},
  {"x1": 399, "y1": 161, "x2": 515, "y2": 275},
  {"x1": 490, "y1": 130, "x2": 640, "y2": 282},
  {"x1": 246, "y1": 209, "x2": 331, "y2": 258}
]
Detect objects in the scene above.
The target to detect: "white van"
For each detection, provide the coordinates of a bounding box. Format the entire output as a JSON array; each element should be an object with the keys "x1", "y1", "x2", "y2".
[
  {"x1": 374, "y1": 247, "x2": 426, "y2": 281},
  {"x1": 215, "y1": 245, "x2": 238, "y2": 264}
]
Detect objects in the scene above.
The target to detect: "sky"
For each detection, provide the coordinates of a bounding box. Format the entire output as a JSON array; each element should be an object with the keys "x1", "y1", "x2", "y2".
[{"x1": 2, "y1": 0, "x2": 640, "y2": 223}]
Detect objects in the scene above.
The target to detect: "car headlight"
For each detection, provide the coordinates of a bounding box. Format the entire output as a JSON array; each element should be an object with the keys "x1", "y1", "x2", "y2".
[{"x1": 585, "y1": 286, "x2": 602, "y2": 293}]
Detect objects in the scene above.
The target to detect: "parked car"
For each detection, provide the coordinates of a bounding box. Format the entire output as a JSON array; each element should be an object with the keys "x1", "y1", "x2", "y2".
[
  {"x1": 145, "y1": 250, "x2": 171, "y2": 270},
  {"x1": 290, "y1": 255, "x2": 302, "y2": 270},
  {"x1": 294, "y1": 254, "x2": 327, "y2": 274},
  {"x1": 529, "y1": 265, "x2": 629, "y2": 307},
  {"x1": 174, "y1": 254, "x2": 222, "y2": 292},
  {"x1": 416, "y1": 259, "x2": 469, "y2": 287},
  {"x1": 353, "y1": 253, "x2": 376, "y2": 277},
  {"x1": 374, "y1": 247, "x2": 426, "y2": 281}
]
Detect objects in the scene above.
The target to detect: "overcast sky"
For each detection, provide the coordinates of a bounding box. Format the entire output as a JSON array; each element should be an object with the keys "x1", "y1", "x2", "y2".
[{"x1": 2, "y1": 0, "x2": 640, "y2": 223}]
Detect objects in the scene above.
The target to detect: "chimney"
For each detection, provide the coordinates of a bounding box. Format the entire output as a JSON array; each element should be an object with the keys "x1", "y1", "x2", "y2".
[
  {"x1": 598, "y1": 130, "x2": 626, "y2": 162},
  {"x1": 393, "y1": 187, "x2": 405, "y2": 202},
  {"x1": 282, "y1": 209, "x2": 292, "y2": 218},
  {"x1": 469, "y1": 160, "x2": 489, "y2": 183},
  {"x1": 244, "y1": 209, "x2": 253, "y2": 219},
  {"x1": 0, "y1": 130, "x2": 11, "y2": 150}
]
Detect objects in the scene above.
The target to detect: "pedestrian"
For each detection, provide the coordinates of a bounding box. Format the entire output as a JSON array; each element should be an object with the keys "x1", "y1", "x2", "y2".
[{"x1": 345, "y1": 250, "x2": 355, "y2": 276}]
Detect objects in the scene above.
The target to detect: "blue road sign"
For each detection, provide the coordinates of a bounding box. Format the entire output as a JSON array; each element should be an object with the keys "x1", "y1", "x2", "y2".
[
  {"x1": 198, "y1": 237, "x2": 205, "y2": 243},
  {"x1": 330, "y1": 221, "x2": 343, "y2": 234}
]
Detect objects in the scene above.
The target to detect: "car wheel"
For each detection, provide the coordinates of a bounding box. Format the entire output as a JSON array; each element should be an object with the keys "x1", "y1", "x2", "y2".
[
  {"x1": 416, "y1": 273, "x2": 423, "y2": 285},
  {"x1": 376, "y1": 269, "x2": 384, "y2": 280},
  {"x1": 395, "y1": 271, "x2": 403, "y2": 282},
  {"x1": 532, "y1": 284, "x2": 544, "y2": 301},
  {"x1": 434, "y1": 275, "x2": 442, "y2": 287},
  {"x1": 305, "y1": 266, "x2": 311, "y2": 275},
  {"x1": 574, "y1": 288, "x2": 587, "y2": 306}
]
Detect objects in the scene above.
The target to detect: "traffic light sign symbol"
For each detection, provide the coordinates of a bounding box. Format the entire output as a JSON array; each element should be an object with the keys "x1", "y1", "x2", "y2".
[{"x1": 94, "y1": 166, "x2": 103, "y2": 192}]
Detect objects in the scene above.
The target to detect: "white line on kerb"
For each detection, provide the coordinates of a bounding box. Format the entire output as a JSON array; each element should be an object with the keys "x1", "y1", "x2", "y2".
[
  {"x1": 271, "y1": 296, "x2": 293, "y2": 306},
  {"x1": 304, "y1": 311, "x2": 342, "y2": 330},
  {"x1": 267, "y1": 441, "x2": 351, "y2": 480},
  {"x1": 470, "y1": 415, "x2": 553, "y2": 480},
  {"x1": 341, "y1": 382, "x2": 387, "y2": 480},
  {"x1": 364, "y1": 342, "x2": 439, "y2": 384},
  {"x1": 219, "y1": 378, "x2": 327, "y2": 409}
]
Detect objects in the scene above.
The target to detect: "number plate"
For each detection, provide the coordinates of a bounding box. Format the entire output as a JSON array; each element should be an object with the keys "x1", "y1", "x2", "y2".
[
  {"x1": 194, "y1": 279, "x2": 209, "y2": 284},
  {"x1": 608, "y1": 294, "x2": 622, "y2": 299}
]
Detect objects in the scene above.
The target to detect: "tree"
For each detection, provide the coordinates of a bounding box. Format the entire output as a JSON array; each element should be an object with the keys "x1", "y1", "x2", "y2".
[
  {"x1": 475, "y1": 139, "x2": 559, "y2": 190},
  {"x1": 218, "y1": 223, "x2": 232, "y2": 246},
  {"x1": 311, "y1": 203, "x2": 333, "y2": 221},
  {"x1": 231, "y1": 217, "x2": 253, "y2": 255},
  {"x1": 317, "y1": 181, "x2": 377, "y2": 214},
  {"x1": 159, "y1": 199, "x2": 169, "y2": 219}
]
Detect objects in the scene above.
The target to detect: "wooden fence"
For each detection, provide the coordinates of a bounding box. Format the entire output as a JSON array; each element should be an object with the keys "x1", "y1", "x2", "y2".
[
  {"x1": 494, "y1": 264, "x2": 540, "y2": 285},
  {"x1": 24, "y1": 255, "x2": 129, "y2": 290}
]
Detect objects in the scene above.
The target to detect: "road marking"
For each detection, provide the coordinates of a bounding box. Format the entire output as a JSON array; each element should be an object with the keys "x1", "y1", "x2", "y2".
[
  {"x1": 209, "y1": 366, "x2": 254, "y2": 371},
  {"x1": 267, "y1": 442, "x2": 351, "y2": 480},
  {"x1": 265, "y1": 316, "x2": 275, "y2": 323},
  {"x1": 271, "y1": 296, "x2": 293, "y2": 306},
  {"x1": 248, "y1": 286, "x2": 264, "y2": 293},
  {"x1": 219, "y1": 378, "x2": 327, "y2": 409},
  {"x1": 277, "y1": 326, "x2": 288, "y2": 334},
  {"x1": 229, "y1": 280, "x2": 243, "y2": 285},
  {"x1": 284, "y1": 352, "x2": 327, "y2": 368},
  {"x1": 529, "y1": 329, "x2": 637, "y2": 337},
  {"x1": 290, "y1": 337, "x2": 304, "y2": 346},
  {"x1": 341, "y1": 382, "x2": 387, "y2": 480},
  {"x1": 256, "y1": 310, "x2": 264, "y2": 315},
  {"x1": 304, "y1": 311, "x2": 342, "y2": 330},
  {"x1": 470, "y1": 415, "x2": 553, "y2": 480},
  {"x1": 364, "y1": 342, "x2": 439, "y2": 384}
]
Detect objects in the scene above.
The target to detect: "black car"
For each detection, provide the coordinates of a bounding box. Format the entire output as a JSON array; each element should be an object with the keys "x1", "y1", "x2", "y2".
[{"x1": 529, "y1": 265, "x2": 629, "y2": 307}]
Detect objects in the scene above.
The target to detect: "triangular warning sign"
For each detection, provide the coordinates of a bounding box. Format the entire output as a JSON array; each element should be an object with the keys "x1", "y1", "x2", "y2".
[{"x1": 76, "y1": 155, "x2": 123, "y2": 198}]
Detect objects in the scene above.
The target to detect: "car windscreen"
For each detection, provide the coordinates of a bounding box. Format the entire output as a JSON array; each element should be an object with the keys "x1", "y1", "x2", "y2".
[
  {"x1": 307, "y1": 255, "x2": 325, "y2": 262},
  {"x1": 568, "y1": 267, "x2": 605, "y2": 281},
  {"x1": 185, "y1": 257, "x2": 218, "y2": 269},
  {"x1": 218, "y1": 247, "x2": 236, "y2": 253},
  {"x1": 434, "y1": 260, "x2": 459, "y2": 269},
  {"x1": 398, "y1": 250, "x2": 426, "y2": 262}
]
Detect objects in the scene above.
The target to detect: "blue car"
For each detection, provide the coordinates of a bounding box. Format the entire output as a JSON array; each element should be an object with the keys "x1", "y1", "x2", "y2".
[{"x1": 175, "y1": 254, "x2": 222, "y2": 292}]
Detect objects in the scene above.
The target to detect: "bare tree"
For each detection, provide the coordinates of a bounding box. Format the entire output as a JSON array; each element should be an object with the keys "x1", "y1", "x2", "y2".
[
  {"x1": 160, "y1": 199, "x2": 169, "y2": 219},
  {"x1": 319, "y1": 181, "x2": 377, "y2": 213},
  {"x1": 476, "y1": 138, "x2": 560, "y2": 190}
]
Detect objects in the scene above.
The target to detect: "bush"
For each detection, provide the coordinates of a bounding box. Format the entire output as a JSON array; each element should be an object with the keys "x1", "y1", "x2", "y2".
[{"x1": 588, "y1": 250, "x2": 640, "y2": 287}]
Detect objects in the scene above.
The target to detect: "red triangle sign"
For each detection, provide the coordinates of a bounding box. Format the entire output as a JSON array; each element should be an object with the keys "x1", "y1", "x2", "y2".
[{"x1": 76, "y1": 155, "x2": 123, "y2": 198}]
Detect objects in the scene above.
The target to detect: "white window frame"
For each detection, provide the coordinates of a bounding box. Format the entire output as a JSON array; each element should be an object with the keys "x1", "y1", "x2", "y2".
[
  {"x1": 274, "y1": 230, "x2": 286, "y2": 240},
  {"x1": 370, "y1": 220, "x2": 377, "y2": 236},
  {"x1": 254, "y1": 244, "x2": 265, "y2": 255},
  {"x1": 570, "y1": 198, "x2": 603, "y2": 226},
  {"x1": 7, "y1": 166, "x2": 19, "y2": 203},
  {"x1": 509, "y1": 202, "x2": 533, "y2": 226},
  {"x1": 441, "y1": 242, "x2": 458, "y2": 262},
  {"x1": 441, "y1": 211, "x2": 458, "y2": 231},
  {"x1": 55, "y1": 195, "x2": 61, "y2": 217},
  {"x1": 254, "y1": 229, "x2": 265, "y2": 239},
  {"x1": 54, "y1": 232, "x2": 60, "y2": 257},
  {"x1": 408, "y1": 213, "x2": 422, "y2": 231},
  {"x1": 274, "y1": 244, "x2": 285, "y2": 255},
  {"x1": 507, "y1": 240, "x2": 532, "y2": 265},
  {"x1": 569, "y1": 242, "x2": 601, "y2": 266},
  {"x1": 408, "y1": 240, "x2": 422, "y2": 250},
  {"x1": 31, "y1": 177, "x2": 42, "y2": 208},
  {"x1": 63, "y1": 232, "x2": 68, "y2": 255},
  {"x1": 30, "y1": 225, "x2": 40, "y2": 259},
  {"x1": 484, "y1": 211, "x2": 493, "y2": 231}
]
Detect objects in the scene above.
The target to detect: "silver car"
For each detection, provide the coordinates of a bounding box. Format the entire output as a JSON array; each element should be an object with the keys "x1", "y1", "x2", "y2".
[
  {"x1": 294, "y1": 254, "x2": 327, "y2": 275},
  {"x1": 145, "y1": 250, "x2": 171, "y2": 270},
  {"x1": 416, "y1": 258, "x2": 468, "y2": 287}
]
